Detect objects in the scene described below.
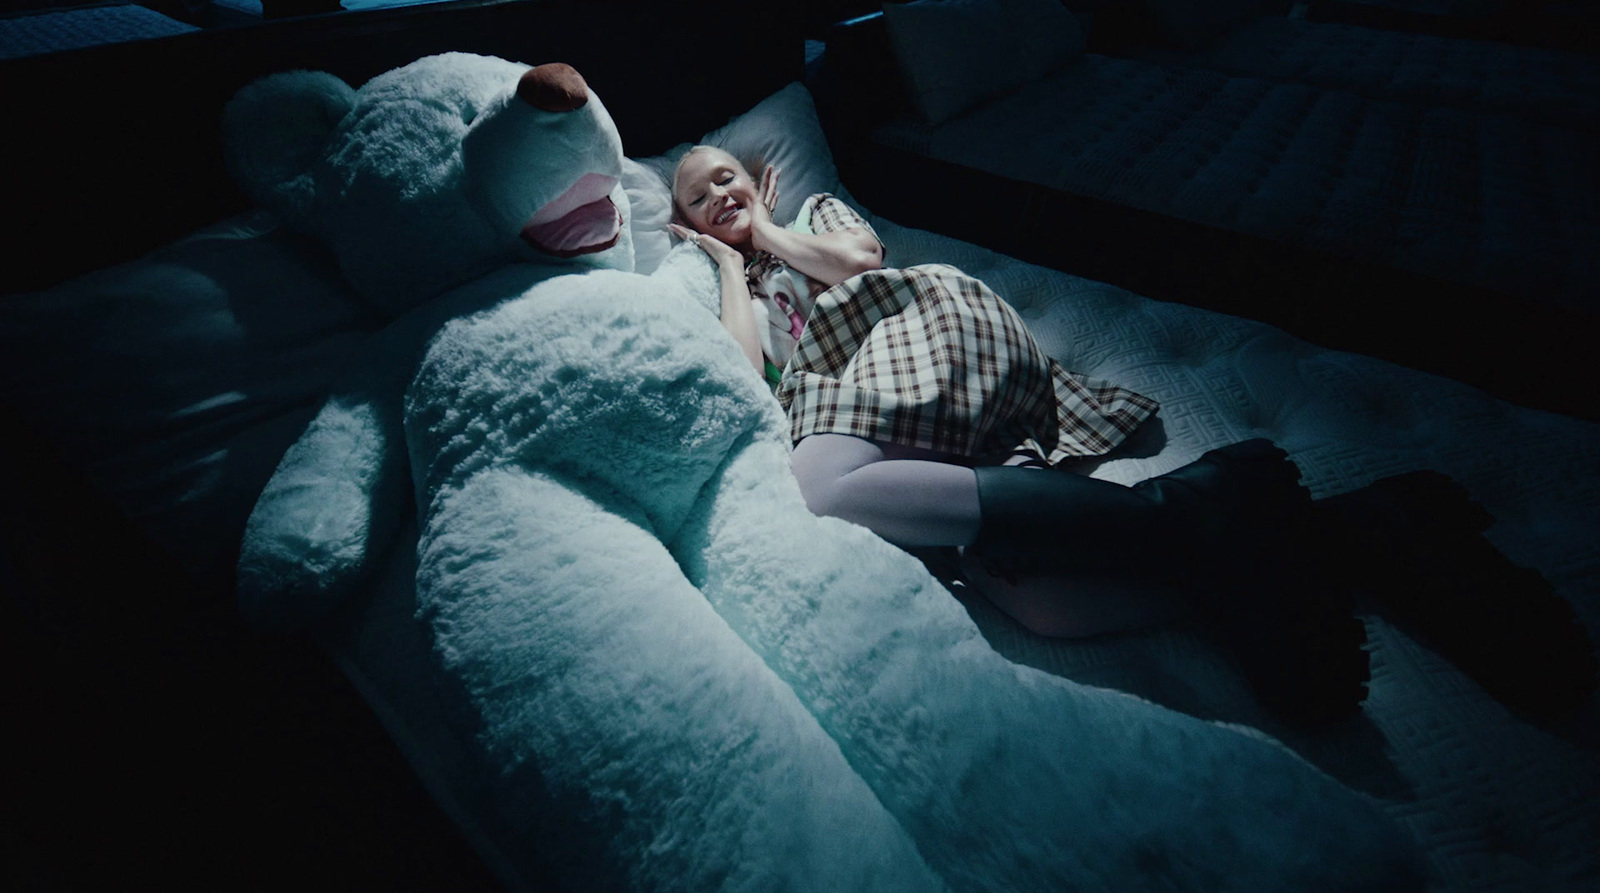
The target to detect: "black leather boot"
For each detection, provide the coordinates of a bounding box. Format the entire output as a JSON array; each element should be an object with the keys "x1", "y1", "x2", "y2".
[
  {"x1": 966, "y1": 438, "x2": 1370, "y2": 723},
  {"x1": 965, "y1": 438, "x2": 1309, "y2": 588}
]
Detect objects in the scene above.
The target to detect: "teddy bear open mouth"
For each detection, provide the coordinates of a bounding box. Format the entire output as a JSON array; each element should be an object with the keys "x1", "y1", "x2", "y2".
[{"x1": 521, "y1": 172, "x2": 622, "y2": 257}]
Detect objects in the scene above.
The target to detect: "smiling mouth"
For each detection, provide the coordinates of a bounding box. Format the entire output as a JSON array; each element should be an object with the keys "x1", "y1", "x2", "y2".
[
  {"x1": 522, "y1": 172, "x2": 623, "y2": 257},
  {"x1": 715, "y1": 205, "x2": 740, "y2": 225}
]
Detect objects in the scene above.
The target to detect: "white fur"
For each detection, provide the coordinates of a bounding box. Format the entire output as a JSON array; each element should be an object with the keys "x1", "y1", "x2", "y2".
[{"x1": 235, "y1": 53, "x2": 637, "y2": 630}]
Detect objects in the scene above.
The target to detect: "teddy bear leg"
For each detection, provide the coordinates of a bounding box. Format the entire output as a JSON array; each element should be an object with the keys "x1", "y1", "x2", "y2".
[
  {"x1": 669, "y1": 438, "x2": 1425, "y2": 893},
  {"x1": 412, "y1": 465, "x2": 942, "y2": 893}
]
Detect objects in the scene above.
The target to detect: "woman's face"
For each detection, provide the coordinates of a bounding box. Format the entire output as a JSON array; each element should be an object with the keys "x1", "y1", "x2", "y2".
[{"x1": 674, "y1": 149, "x2": 759, "y2": 246}]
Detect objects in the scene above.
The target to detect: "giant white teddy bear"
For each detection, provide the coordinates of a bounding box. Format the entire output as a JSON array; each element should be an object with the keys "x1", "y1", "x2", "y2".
[{"x1": 229, "y1": 53, "x2": 1426, "y2": 893}]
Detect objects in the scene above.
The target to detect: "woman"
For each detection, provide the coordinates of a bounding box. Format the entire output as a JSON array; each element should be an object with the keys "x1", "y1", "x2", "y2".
[{"x1": 667, "y1": 146, "x2": 1433, "y2": 721}]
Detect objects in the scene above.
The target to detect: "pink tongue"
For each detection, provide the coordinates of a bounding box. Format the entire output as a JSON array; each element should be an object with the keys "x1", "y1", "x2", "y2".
[{"x1": 522, "y1": 196, "x2": 621, "y2": 255}]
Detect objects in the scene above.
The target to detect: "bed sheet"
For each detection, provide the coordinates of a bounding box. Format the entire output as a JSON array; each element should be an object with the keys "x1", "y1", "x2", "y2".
[
  {"x1": 311, "y1": 206, "x2": 1600, "y2": 893},
  {"x1": 870, "y1": 55, "x2": 1600, "y2": 314}
]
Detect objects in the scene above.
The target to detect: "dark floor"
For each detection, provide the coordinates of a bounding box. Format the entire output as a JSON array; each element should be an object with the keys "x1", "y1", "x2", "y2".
[{"x1": 3, "y1": 427, "x2": 508, "y2": 892}]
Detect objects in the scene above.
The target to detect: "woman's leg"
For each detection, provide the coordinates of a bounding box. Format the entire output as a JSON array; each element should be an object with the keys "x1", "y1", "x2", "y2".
[
  {"x1": 789, "y1": 433, "x2": 1186, "y2": 638},
  {"x1": 789, "y1": 433, "x2": 982, "y2": 548}
]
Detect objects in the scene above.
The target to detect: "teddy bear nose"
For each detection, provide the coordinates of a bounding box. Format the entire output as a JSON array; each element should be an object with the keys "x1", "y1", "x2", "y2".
[{"x1": 517, "y1": 63, "x2": 589, "y2": 112}]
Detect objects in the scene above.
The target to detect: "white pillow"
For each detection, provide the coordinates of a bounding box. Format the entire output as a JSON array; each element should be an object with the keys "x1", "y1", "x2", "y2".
[
  {"x1": 622, "y1": 155, "x2": 676, "y2": 276},
  {"x1": 882, "y1": 0, "x2": 1086, "y2": 125},
  {"x1": 625, "y1": 82, "x2": 846, "y2": 274}
]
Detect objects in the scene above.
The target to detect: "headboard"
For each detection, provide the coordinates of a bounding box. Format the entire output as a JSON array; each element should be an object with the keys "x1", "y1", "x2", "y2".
[{"x1": 1, "y1": 0, "x2": 803, "y2": 293}]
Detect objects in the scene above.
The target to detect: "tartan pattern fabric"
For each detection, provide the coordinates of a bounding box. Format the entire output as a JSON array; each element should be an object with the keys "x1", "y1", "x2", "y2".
[
  {"x1": 745, "y1": 194, "x2": 887, "y2": 374},
  {"x1": 775, "y1": 262, "x2": 1158, "y2": 464},
  {"x1": 810, "y1": 194, "x2": 884, "y2": 259},
  {"x1": 742, "y1": 196, "x2": 883, "y2": 307},
  {"x1": 746, "y1": 194, "x2": 886, "y2": 303}
]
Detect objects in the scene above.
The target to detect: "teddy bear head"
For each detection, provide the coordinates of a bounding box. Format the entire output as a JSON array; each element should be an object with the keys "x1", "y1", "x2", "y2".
[{"x1": 224, "y1": 52, "x2": 634, "y2": 318}]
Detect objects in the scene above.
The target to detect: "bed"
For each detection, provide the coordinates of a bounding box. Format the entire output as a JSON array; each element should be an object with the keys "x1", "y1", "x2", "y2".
[
  {"x1": 5, "y1": 1, "x2": 1598, "y2": 890},
  {"x1": 818, "y1": 2, "x2": 1599, "y2": 422},
  {"x1": 0, "y1": 3, "x2": 199, "y2": 59},
  {"x1": 1300, "y1": 0, "x2": 1599, "y2": 54},
  {"x1": 1089, "y1": 3, "x2": 1600, "y2": 128}
]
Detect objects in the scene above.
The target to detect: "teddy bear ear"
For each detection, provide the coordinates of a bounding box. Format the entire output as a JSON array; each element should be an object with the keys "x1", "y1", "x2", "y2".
[{"x1": 223, "y1": 70, "x2": 356, "y2": 229}]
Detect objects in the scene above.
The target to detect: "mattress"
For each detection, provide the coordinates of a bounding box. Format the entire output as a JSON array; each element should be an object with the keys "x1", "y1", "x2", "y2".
[
  {"x1": 0, "y1": 4, "x2": 197, "y2": 60},
  {"x1": 3, "y1": 90, "x2": 1597, "y2": 891},
  {"x1": 210, "y1": 0, "x2": 435, "y2": 15},
  {"x1": 870, "y1": 55, "x2": 1600, "y2": 313},
  {"x1": 1141, "y1": 16, "x2": 1600, "y2": 127}
]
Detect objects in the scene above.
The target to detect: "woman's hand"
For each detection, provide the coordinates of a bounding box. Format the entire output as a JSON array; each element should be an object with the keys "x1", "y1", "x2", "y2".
[
  {"x1": 740, "y1": 165, "x2": 781, "y2": 243},
  {"x1": 748, "y1": 179, "x2": 883, "y2": 288},
  {"x1": 756, "y1": 164, "x2": 780, "y2": 224},
  {"x1": 669, "y1": 223, "x2": 743, "y2": 269}
]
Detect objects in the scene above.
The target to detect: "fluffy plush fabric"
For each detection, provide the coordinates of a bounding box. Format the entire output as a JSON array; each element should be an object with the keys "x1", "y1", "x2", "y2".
[
  {"x1": 410, "y1": 270, "x2": 946, "y2": 892},
  {"x1": 223, "y1": 52, "x2": 632, "y2": 318},
  {"x1": 235, "y1": 54, "x2": 1426, "y2": 890},
  {"x1": 233, "y1": 53, "x2": 635, "y2": 628}
]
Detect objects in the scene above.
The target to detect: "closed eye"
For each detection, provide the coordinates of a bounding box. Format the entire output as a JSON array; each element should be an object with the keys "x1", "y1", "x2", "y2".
[{"x1": 688, "y1": 172, "x2": 737, "y2": 208}]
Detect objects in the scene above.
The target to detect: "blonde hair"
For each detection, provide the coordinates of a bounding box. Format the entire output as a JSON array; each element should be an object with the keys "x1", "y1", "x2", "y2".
[{"x1": 670, "y1": 145, "x2": 764, "y2": 224}]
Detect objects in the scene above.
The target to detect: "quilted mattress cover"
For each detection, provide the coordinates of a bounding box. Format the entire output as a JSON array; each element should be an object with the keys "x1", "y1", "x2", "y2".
[
  {"x1": 0, "y1": 5, "x2": 197, "y2": 60},
  {"x1": 871, "y1": 55, "x2": 1600, "y2": 313},
  {"x1": 3, "y1": 205, "x2": 1597, "y2": 890},
  {"x1": 1154, "y1": 17, "x2": 1600, "y2": 127}
]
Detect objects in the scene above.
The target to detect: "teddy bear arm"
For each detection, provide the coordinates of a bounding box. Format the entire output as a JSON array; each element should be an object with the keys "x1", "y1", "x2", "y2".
[{"x1": 236, "y1": 382, "x2": 410, "y2": 632}]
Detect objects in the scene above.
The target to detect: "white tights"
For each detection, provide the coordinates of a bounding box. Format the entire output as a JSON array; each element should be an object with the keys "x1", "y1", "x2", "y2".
[
  {"x1": 788, "y1": 433, "x2": 1187, "y2": 638},
  {"x1": 789, "y1": 433, "x2": 988, "y2": 548}
]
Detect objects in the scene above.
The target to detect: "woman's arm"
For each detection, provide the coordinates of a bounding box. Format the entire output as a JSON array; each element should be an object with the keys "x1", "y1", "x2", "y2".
[
  {"x1": 715, "y1": 256, "x2": 765, "y2": 376},
  {"x1": 668, "y1": 222, "x2": 764, "y2": 377},
  {"x1": 751, "y1": 223, "x2": 883, "y2": 289},
  {"x1": 746, "y1": 170, "x2": 881, "y2": 288}
]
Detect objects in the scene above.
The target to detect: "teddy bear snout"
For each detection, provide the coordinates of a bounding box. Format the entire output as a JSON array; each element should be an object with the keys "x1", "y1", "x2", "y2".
[{"x1": 518, "y1": 63, "x2": 589, "y2": 112}]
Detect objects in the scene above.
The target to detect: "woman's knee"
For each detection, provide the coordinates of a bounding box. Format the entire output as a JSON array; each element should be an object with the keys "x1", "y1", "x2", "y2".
[{"x1": 790, "y1": 434, "x2": 885, "y2": 518}]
